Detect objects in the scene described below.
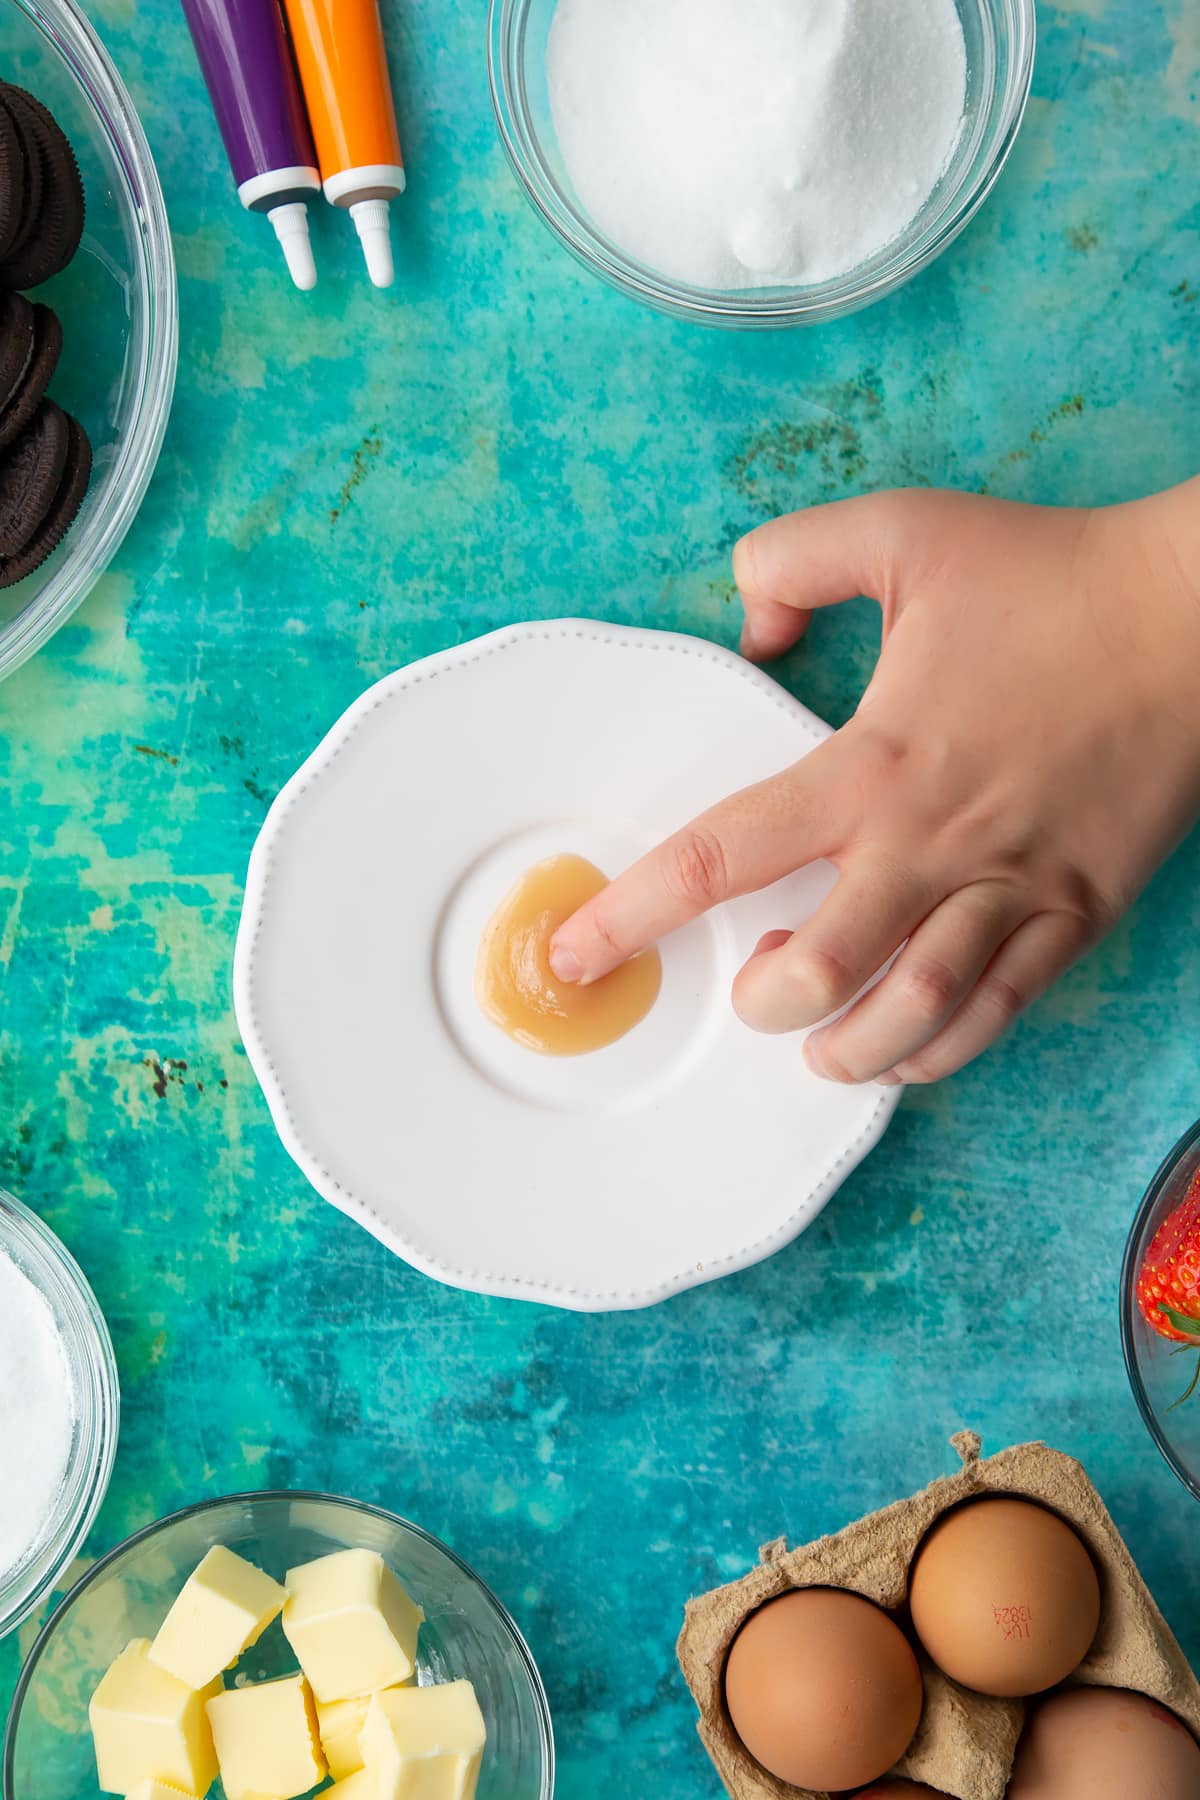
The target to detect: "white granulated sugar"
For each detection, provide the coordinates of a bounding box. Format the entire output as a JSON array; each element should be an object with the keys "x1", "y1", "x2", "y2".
[
  {"x1": 547, "y1": 0, "x2": 968, "y2": 290},
  {"x1": 0, "y1": 1249, "x2": 75, "y2": 1583}
]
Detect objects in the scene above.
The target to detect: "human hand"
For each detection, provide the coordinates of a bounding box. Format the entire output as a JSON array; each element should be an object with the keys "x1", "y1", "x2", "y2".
[{"x1": 550, "y1": 479, "x2": 1200, "y2": 1084}]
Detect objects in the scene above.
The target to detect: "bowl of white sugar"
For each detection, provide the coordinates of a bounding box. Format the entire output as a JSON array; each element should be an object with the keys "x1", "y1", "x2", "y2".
[
  {"x1": 0, "y1": 1189, "x2": 118, "y2": 1638},
  {"x1": 489, "y1": 0, "x2": 1035, "y2": 326}
]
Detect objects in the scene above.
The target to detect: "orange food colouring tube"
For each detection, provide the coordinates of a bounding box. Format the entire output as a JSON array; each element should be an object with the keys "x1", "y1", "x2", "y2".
[{"x1": 282, "y1": 0, "x2": 405, "y2": 287}]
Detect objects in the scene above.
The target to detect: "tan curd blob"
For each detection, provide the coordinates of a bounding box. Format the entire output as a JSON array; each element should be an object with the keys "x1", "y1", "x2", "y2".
[{"x1": 475, "y1": 854, "x2": 661, "y2": 1056}]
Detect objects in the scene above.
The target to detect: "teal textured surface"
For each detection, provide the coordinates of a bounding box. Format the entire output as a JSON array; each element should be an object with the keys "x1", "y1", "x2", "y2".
[{"x1": 0, "y1": 0, "x2": 1198, "y2": 1792}]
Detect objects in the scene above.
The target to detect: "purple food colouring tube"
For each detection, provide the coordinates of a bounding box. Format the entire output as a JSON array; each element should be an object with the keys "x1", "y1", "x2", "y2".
[{"x1": 182, "y1": 0, "x2": 321, "y2": 289}]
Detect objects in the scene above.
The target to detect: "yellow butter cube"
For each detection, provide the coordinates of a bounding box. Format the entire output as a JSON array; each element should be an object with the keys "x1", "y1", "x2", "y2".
[
  {"x1": 319, "y1": 1678, "x2": 420, "y2": 1780},
  {"x1": 317, "y1": 1681, "x2": 415, "y2": 1779},
  {"x1": 361, "y1": 1682, "x2": 486, "y2": 1800},
  {"x1": 206, "y1": 1672, "x2": 326, "y2": 1800},
  {"x1": 282, "y1": 1549, "x2": 423, "y2": 1703},
  {"x1": 125, "y1": 1783, "x2": 194, "y2": 1800},
  {"x1": 328, "y1": 1770, "x2": 377, "y2": 1799},
  {"x1": 89, "y1": 1639, "x2": 220, "y2": 1797},
  {"x1": 317, "y1": 1693, "x2": 371, "y2": 1780},
  {"x1": 150, "y1": 1546, "x2": 287, "y2": 1691}
]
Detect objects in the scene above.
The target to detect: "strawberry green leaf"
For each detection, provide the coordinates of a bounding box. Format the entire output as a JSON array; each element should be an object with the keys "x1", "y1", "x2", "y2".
[{"x1": 1158, "y1": 1304, "x2": 1200, "y2": 1341}]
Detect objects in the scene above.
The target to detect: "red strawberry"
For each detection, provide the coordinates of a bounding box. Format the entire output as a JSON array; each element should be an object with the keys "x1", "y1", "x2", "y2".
[{"x1": 1137, "y1": 1169, "x2": 1200, "y2": 1349}]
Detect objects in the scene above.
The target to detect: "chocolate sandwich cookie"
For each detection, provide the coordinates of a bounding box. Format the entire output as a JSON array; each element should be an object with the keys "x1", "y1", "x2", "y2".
[
  {"x1": 0, "y1": 289, "x2": 35, "y2": 412},
  {"x1": 0, "y1": 408, "x2": 90, "y2": 587},
  {"x1": 0, "y1": 83, "x2": 84, "y2": 289},
  {"x1": 0, "y1": 302, "x2": 61, "y2": 449},
  {"x1": 0, "y1": 93, "x2": 25, "y2": 261},
  {"x1": 0, "y1": 86, "x2": 45, "y2": 262},
  {"x1": 0, "y1": 397, "x2": 69, "y2": 560}
]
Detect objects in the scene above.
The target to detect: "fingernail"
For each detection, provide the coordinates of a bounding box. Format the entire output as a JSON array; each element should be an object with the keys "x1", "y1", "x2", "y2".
[
  {"x1": 549, "y1": 944, "x2": 582, "y2": 982},
  {"x1": 876, "y1": 1071, "x2": 901, "y2": 1087},
  {"x1": 739, "y1": 621, "x2": 758, "y2": 660},
  {"x1": 803, "y1": 1037, "x2": 827, "y2": 1077}
]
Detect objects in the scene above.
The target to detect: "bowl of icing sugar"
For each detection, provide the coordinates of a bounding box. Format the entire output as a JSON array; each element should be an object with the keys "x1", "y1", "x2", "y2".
[
  {"x1": 489, "y1": 0, "x2": 1035, "y2": 326},
  {"x1": 0, "y1": 1189, "x2": 118, "y2": 1638}
]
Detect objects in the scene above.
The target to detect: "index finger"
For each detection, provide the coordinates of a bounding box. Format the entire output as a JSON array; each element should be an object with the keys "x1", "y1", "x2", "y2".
[{"x1": 548, "y1": 738, "x2": 846, "y2": 985}]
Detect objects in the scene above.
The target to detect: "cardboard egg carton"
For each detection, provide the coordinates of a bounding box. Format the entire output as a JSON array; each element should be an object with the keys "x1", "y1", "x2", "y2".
[{"x1": 676, "y1": 1433, "x2": 1200, "y2": 1800}]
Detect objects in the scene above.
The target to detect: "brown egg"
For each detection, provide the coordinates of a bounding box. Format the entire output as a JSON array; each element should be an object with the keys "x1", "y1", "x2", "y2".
[
  {"x1": 724, "y1": 1588, "x2": 923, "y2": 1791},
  {"x1": 1007, "y1": 1686, "x2": 1200, "y2": 1798},
  {"x1": 908, "y1": 1497, "x2": 1100, "y2": 1697}
]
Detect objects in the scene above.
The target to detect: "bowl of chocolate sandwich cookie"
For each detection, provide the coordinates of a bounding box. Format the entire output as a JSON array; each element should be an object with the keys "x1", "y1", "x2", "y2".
[{"x1": 0, "y1": 0, "x2": 176, "y2": 681}]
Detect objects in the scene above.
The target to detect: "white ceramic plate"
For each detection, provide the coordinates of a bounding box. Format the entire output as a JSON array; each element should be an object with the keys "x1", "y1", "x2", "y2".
[{"x1": 234, "y1": 623, "x2": 899, "y2": 1311}]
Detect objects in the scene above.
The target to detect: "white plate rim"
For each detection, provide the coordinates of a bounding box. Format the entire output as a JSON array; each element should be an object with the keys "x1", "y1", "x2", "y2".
[{"x1": 233, "y1": 620, "x2": 901, "y2": 1310}]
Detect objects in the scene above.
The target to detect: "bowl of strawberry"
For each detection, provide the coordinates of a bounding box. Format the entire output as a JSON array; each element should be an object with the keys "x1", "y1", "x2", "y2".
[{"x1": 1122, "y1": 1118, "x2": 1200, "y2": 1499}]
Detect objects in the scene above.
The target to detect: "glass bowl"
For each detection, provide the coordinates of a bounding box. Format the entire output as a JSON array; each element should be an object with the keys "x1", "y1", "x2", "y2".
[
  {"x1": 488, "y1": 0, "x2": 1036, "y2": 328},
  {"x1": 0, "y1": 0, "x2": 177, "y2": 680},
  {"x1": 1122, "y1": 1119, "x2": 1200, "y2": 1502},
  {"x1": 3, "y1": 1490, "x2": 555, "y2": 1800},
  {"x1": 0, "y1": 1189, "x2": 119, "y2": 1639}
]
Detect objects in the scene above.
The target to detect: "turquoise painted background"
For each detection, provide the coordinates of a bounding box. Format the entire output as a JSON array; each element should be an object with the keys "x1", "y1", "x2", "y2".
[{"x1": 1, "y1": 0, "x2": 1199, "y2": 1791}]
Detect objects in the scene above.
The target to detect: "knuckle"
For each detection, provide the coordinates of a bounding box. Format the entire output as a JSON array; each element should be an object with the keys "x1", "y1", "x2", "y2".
[
  {"x1": 861, "y1": 489, "x2": 924, "y2": 594},
  {"x1": 893, "y1": 1049, "x2": 943, "y2": 1086},
  {"x1": 846, "y1": 722, "x2": 912, "y2": 794},
  {"x1": 1078, "y1": 881, "x2": 1121, "y2": 934},
  {"x1": 586, "y1": 901, "x2": 633, "y2": 963},
  {"x1": 810, "y1": 1040, "x2": 855, "y2": 1084},
  {"x1": 973, "y1": 971, "x2": 1024, "y2": 1026},
  {"x1": 790, "y1": 944, "x2": 858, "y2": 1017},
  {"x1": 663, "y1": 827, "x2": 730, "y2": 909},
  {"x1": 899, "y1": 957, "x2": 962, "y2": 1022},
  {"x1": 1088, "y1": 896, "x2": 1123, "y2": 937},
  {"x1": 939, "y1": 793, "x2": 1020, "y2": 860}
]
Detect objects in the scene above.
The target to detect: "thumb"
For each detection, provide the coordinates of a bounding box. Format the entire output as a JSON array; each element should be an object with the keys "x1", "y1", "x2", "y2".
[{"x1": 736, "y1": 489, "x2": 925, "y2": 663}]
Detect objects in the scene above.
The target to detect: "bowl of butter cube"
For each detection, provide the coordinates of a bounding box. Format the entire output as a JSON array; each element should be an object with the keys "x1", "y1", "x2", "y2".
[{"x1": 2, "y1": 1490, "x2": 554, "y2": 1800}]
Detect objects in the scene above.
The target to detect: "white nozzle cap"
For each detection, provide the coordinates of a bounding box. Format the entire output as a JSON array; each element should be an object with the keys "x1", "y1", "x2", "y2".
[
  {"x1": 269, "y1": 201, "x2": 317, "y2": 292},
  {"x1": 350, "y1": 197, "x2": 394, "y2": 288}
]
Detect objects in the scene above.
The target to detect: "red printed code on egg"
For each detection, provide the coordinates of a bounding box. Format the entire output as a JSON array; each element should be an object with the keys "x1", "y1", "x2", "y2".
[{"x1": 993, "y1": 1604, "x2": 1033, "y2": 1639}]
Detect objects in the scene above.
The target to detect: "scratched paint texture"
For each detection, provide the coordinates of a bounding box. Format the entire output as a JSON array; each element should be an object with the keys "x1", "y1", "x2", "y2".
[{"x1": 0, "y1": 0, "x2": 1198, "y2": 1791}]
